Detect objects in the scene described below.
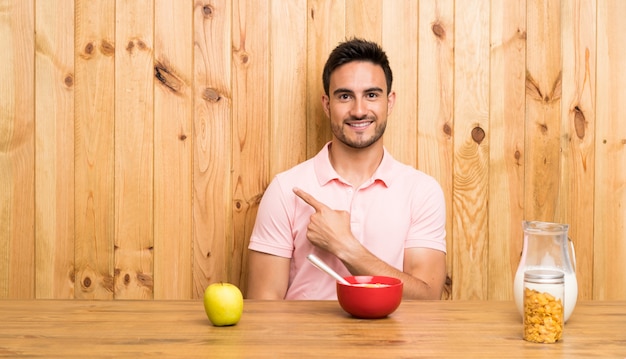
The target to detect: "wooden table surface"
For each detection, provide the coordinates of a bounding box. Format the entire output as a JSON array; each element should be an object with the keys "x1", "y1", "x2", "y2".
[{"x1": 1, "y1": 299, "x2": 624, "y2": 358}]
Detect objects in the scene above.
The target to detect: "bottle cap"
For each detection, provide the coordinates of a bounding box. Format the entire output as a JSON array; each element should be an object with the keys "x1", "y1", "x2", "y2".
[{"x1": 524, "y1": 269, "x2": 564, "y2": 284}]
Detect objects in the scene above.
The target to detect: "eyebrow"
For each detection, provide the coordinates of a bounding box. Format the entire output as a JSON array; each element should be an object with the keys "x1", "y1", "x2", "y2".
[{"x1": 332, "y1": 87, "x2": 384, "y2": 96}]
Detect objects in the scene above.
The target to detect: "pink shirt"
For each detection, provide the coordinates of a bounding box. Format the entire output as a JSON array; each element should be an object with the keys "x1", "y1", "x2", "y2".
[{"x1": 248, "y1": 143, "x2": 446, "y2": 299}]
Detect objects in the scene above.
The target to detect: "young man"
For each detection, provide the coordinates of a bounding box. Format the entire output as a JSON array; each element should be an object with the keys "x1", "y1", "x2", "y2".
[{"x1": 246, "y1": 38, "x2": 447, "y2": 300}]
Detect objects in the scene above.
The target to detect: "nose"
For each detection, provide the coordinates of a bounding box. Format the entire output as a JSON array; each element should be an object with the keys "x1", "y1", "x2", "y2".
[{"x1": 349, "y1": 97, "x2": 367, "y2": 119}]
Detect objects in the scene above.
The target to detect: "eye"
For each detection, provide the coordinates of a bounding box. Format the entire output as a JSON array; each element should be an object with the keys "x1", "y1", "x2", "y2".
[
  {"x1": 366, "y1": 92, "x2": 380, "y2": 99},
  {"x1": 338, "y1": 93, "x2": 352, "y2": 101}
]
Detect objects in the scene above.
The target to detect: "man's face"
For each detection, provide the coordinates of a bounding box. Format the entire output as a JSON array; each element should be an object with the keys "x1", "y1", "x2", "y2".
[{"x1": 322, "y1": 61, "x2": 395, "y2": 149}]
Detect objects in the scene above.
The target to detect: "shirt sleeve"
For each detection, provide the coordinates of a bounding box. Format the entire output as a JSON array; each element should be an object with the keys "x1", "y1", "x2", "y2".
[
  {"x1": 406, "y1": 175, "x2": 447, "y2": 253},
  {"x1": 248, "y1": 176, "x2": 295, "y2": 258}
]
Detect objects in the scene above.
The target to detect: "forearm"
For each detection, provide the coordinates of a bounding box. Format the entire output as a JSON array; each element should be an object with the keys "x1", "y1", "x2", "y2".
[{"x1": 336, "y1": 242, "x2": 445, "y2": 300}]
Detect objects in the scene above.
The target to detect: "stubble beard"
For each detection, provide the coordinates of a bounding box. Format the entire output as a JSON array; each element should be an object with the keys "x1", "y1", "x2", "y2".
[{"x1": 330, "y1": 115, "x2": 387, "y2": 149}]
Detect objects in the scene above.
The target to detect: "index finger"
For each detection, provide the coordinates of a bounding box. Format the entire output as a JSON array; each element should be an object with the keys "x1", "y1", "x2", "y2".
[{"x1": 293, "y1": 187, "x2": 327, "y2": 212}]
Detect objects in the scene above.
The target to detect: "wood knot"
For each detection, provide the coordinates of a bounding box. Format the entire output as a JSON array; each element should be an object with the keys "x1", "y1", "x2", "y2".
[
  {"x1": 103, "y1": 274, "x2": 115, "y2": 292},
  {"x1": 202, "y1": 88, "x2": 221, "y2": 102},
  {"x1": 443, "y1": 123, "x2": 452, "y2": 137},
  {"x1": 136, "y1": 39, "x2": 147, "y2": 51},
  {"x1": 528, "y1": 71, "x2": 563, "y2": 103},
  {"x1": 64, "y1": 74, "x2": 74, "y2": 87},
  {"x1": 155, "y1": 60, "x2": 184, "y2": 93},
  {"x1": 573, "y1": 106, "x2": 586, "y2": 139},
  {"x1": 240, "y1": 53, "x2": 249, "y2": 64},
  {"x1": 179, "y1": 134, "x2": 187, "y2": 141},
  {"x1": 203, "y1": 4, "x2": 214, "y2": 17},
  {"x1": 432, "y1": 23, "x2": 446, "y2": 39},
  {"x1": 137, "y1": 272, "x2": 153, "y2": 289},
  {"x1": 80, "y1": 42, "x2": 95, "y2": 60},
  {"x1": 84, "y1": 42, "x2": 95, "y2": 55},
  {"x1": 83, "y1": 277, "x2": 92, "y2": 288},
  {"x1": 471, "y1": 126, "x2": 485, "y2": 144},
  {"x1": 100, "y1": 40, "x2": 115, "y2": 56},
  {"x1": 525, "y1": 70, "x2": 543, "y2": 101},
  {"x1": 125, "y1": 39, "x2": 147, "y2": 53}
]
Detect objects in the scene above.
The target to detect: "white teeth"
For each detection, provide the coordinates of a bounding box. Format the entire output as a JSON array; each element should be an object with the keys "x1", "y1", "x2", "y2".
[{"x1": 350, "y1": 122, "x2": 371, "y2": 128}]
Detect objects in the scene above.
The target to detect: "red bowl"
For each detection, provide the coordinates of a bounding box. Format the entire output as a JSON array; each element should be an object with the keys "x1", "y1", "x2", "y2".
[{"x1": 336, "y1": 275, "x2": 403, "y2": 319}]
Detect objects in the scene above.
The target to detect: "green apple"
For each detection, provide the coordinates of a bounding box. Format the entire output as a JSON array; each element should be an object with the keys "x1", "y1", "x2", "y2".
[{"x1": 203, "y1": 282, "x2": 244, "y2": 326}]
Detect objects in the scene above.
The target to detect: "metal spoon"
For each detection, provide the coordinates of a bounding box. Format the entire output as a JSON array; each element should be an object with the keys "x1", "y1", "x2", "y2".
[{"x1": 307, "y1": 254, "x2": 351, "y2": 285}]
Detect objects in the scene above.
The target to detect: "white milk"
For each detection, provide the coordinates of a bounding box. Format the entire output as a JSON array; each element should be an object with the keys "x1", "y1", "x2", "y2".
[{"x1": 514, "y1": 268, "x2": 578, "y2": 322}]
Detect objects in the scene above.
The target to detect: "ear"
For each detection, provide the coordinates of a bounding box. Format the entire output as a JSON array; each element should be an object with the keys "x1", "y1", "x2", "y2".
[
  {"x1": 387, "y1": 91, "x2": 396, "y2": 115},
  {"x1": 321, "y1": 94, "x2": 331, "y2": 117}
]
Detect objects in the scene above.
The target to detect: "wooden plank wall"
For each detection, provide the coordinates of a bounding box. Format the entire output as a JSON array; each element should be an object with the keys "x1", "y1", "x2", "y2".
[{"x1": 1, "y1": 0, "x2": 624, "y2": 301}]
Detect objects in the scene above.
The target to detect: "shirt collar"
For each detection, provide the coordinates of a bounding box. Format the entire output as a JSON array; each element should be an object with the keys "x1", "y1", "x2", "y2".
[{"x1": 314, "y1": 142, "x2": 395, "y2": 188}]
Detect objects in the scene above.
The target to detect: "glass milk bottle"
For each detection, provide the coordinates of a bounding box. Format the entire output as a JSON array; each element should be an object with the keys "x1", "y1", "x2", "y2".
[
  {"x1": 522, "y1": 270, "x2": 564, "y2": 343},
  {"x1": 514, "y1": 221, "x2": 577, "y2": 322}
]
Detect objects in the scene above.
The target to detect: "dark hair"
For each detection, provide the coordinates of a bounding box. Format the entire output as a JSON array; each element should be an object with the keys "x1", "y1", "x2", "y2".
[{"x1": 322, "y1": 38, "x2": 393, "y2": 96}]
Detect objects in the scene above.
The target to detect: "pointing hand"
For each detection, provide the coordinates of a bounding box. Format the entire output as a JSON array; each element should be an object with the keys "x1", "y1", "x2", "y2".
[{"x1": 293, "y1": 187, "x2": 355, "y2": 253}]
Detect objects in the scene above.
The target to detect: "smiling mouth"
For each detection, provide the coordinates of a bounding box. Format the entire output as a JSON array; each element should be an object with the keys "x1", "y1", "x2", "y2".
[{"x1": 347, "y1": 121, "x2": 373, "y2": 129}]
